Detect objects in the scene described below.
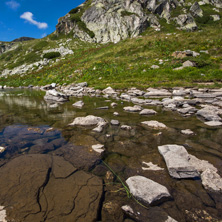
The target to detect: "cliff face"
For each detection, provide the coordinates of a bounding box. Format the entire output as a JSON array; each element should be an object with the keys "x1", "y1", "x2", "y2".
[{"x1": 55, "y1": 0, "x2": 221, "y2": 43}]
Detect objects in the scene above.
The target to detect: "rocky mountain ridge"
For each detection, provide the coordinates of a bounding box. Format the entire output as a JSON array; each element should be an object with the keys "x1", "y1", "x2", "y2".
[
  {"x1": 0, "y1": 37, "x2": 35, "y2": 55},
  {"x1": 56, "y1": 0, "x2": 222, "y2": 43}
]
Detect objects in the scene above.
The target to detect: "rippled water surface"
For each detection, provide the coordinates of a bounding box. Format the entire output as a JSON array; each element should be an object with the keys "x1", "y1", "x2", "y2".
[{"x1": 0, "y1": 89, "x2": 221, "y2": 222}]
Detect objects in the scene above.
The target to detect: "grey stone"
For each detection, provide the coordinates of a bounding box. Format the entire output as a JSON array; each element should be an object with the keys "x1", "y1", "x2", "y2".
[
  {"x1": 111, "y1": 102, "x2": 117, "y2": 107},
  {"x1": 102, "y1": 87, "x2": 117, "y2": 95},
  {"x1": 44, "y1": 89, "x2": 69, "y2": 102},
  {"x1": 188, "y1": 154, "x2": 218, "y2": 173},
  {"x1": 139, "y1": 109, "x2": 157, "y2": 115},
  {"x1": 43, "y1": 46, "x2": 73, "y2": 57},
  {"x1": 151, "y1": 65, "x2": 160, "y2": 69},
  {"x1": 120, "y1": 93, "x2": 131, "y2": 101},
  {"x1": 126, "y1": 176, "x2": 171, "y2": 205},
  {"x1": 96, "y1": 106, "x2": 109, "y2": 110},
  {"x1": 111, "y1": 120, "x2": 120, "y2": 126},
  {"x1": 72, "y1": 100, "x2": 84, "y2": 108},
  {"x1": 201, "y1": 169, "x2": 222, "y2": 192},
  {"x1": 113, "y1": 112, "x2": 119, "y2": 116},
  {"x1": 204, "y1": 121, "x2": 222, "y2": 126},
  {"x1": 142, "y1": 120, "x2": 167, "y2": 129},
  {"x1": 121, "y1": 125, "x2": 132, "y2": 130},
  {"x1": 174, "y1": 14, "x2": 197, "y2": 31},
  {"x1": 144, "y1": 88, "x2": 172, "y2": 97},
  {"x1": 181, "y1": 129, "x2": 194, "y2": 135},
  {"x1": 211, "y1": 14, "x2": 220, "y2": 21},
  {"x1": 69, "y1": 115, "x2": 106, "y2": 126},
  {"x1": 158, "y1": 144, "x2": 200, "y2": 179},
  {"x1": 123, "y1": 105, "x2": 142, "y2": 112},
  {"x1": 76, "y1": 82, "x2": 88, "y2": 87},
  {"x1": 93, "y1": 122, "x2": 107, "y2": 133},
  {"x1": 190, "y1": 2, "x2": 203, "y2": 17},
  {"x1": 142, "y1": 161, "x2": 164, "y2": 171},
  {"x1": 196, "y1": 107, "x2": 221, "y2": 121},
  {"x1": 183, "y1": 60, "x2": 195, "y2": 67}
]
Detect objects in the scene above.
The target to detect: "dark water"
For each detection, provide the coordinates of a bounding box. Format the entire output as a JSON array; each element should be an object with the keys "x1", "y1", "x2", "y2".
[{"x1": 0, "y1": 89, "x2": 221, "y2": 221}]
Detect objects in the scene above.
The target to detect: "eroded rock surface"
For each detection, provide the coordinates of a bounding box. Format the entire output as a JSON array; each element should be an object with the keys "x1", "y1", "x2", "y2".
[{"x1": 0, "y1": 154, "x2": 103, "y2": 222}]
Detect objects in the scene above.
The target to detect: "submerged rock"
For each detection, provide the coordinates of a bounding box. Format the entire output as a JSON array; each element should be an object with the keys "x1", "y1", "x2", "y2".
[
  {"x1": 142, "y1": 161, "x2": 164, "y2": 171},
  {"x1": 158, "y1": 144, "x2": 199, "y2": 179},
  {"x1": 92, "y1": 144, "x2": 105, "y2": 154},
  {"x1": 0, "y1": 154, "x2": 103, "y2": 222},
  {"x1": 126, "y1": 176, "x2": 171, "y2": 206}
]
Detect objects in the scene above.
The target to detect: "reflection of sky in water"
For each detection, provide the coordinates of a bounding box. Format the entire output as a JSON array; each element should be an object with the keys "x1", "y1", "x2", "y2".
[{"x1": 0, "y1": 124, "x2": 66, "y2": 157}]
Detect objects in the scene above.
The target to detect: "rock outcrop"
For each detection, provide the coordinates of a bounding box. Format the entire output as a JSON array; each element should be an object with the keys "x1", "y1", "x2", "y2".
[
  {"x1": 55, "y1": 0, "x2": 222, "y2": 43},
  {"x1": 0, "y1": 154, "x2": 103, "y2": 222}
]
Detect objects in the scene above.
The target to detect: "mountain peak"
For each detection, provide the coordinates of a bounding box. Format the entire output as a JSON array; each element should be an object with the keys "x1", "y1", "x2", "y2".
[{"x1": 55, "y1": 0, "x2": 222, "y2": 43}]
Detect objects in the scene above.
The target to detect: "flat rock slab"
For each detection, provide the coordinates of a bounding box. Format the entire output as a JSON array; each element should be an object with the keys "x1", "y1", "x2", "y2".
[
  {"x1": 126, "y1": 176, "x2": 171, "y2": 206},
  {"x1": 0, "y1": 154, "x2": 103, "y2": 222},
  {"x1": 54, "y1": 143, "x2": 102, "y2": 171},
  {"x1": 69, "y1": 115, "x2": 106, "y2": 126},
  {"x1": 204, "y1": 121, "x2": 222, "y2": 126},
  {"x1": 158, "y1": 144, "x2": 199, "y2": 179},
  {"x1": 142, "y1": 120, "x2": 167, "y2": 129},
  {"x1": 123, "y1": 106, "x2": 142, "y2": 112}
]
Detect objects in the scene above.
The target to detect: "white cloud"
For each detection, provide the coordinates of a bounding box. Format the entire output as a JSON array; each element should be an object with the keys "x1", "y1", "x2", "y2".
[
  {"x1": 6, "y1": 0, "x2": 20, "y2": 10},
  {"x1": 20, "y1": 12, "x2": 48, "y2": 29}
]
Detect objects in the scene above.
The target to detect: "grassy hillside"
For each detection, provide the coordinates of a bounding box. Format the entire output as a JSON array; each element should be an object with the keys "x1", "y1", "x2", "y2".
[{"x1": 0, "y1": 13, "x2": 222, "y2": 89}]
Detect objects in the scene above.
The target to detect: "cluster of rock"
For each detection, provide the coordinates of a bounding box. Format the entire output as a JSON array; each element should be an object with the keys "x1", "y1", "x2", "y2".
[
  {"x1": 56, "y1": 0, "x2": 222, "y2": 43},
  {"x1": 41, "y1": 83, "x2": 222, "y2": 127},
  {"x1": 42, "y1": 46, "x2": 73, "y2": 57},
  {"x1": 1, "y1": 59, "x2": 49, "y2": 76},
  {"x1": 0, "y1": 42, "x2": 14, "y2": 55}
]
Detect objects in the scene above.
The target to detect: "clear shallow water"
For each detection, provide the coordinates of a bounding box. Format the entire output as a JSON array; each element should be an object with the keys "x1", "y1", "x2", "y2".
[{"x1": 0, "y1": 89, "x2": 221, "y2": 221}]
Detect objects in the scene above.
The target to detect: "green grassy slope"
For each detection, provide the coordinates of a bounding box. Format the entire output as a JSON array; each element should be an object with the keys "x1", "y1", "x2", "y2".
[{"x1": 0, "y1": 11, "x2": 222, "y2": 89}]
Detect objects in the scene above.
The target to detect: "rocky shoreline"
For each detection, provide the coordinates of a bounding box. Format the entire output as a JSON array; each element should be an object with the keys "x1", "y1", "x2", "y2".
[{"x1": 0, "y1": 83, "x2": 222, "y2": 221}]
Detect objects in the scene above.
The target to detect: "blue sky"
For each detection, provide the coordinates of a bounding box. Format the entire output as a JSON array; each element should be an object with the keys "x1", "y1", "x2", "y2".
[{"x1": 0, "y1": 0, "x2": 85, "y2": 42}]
